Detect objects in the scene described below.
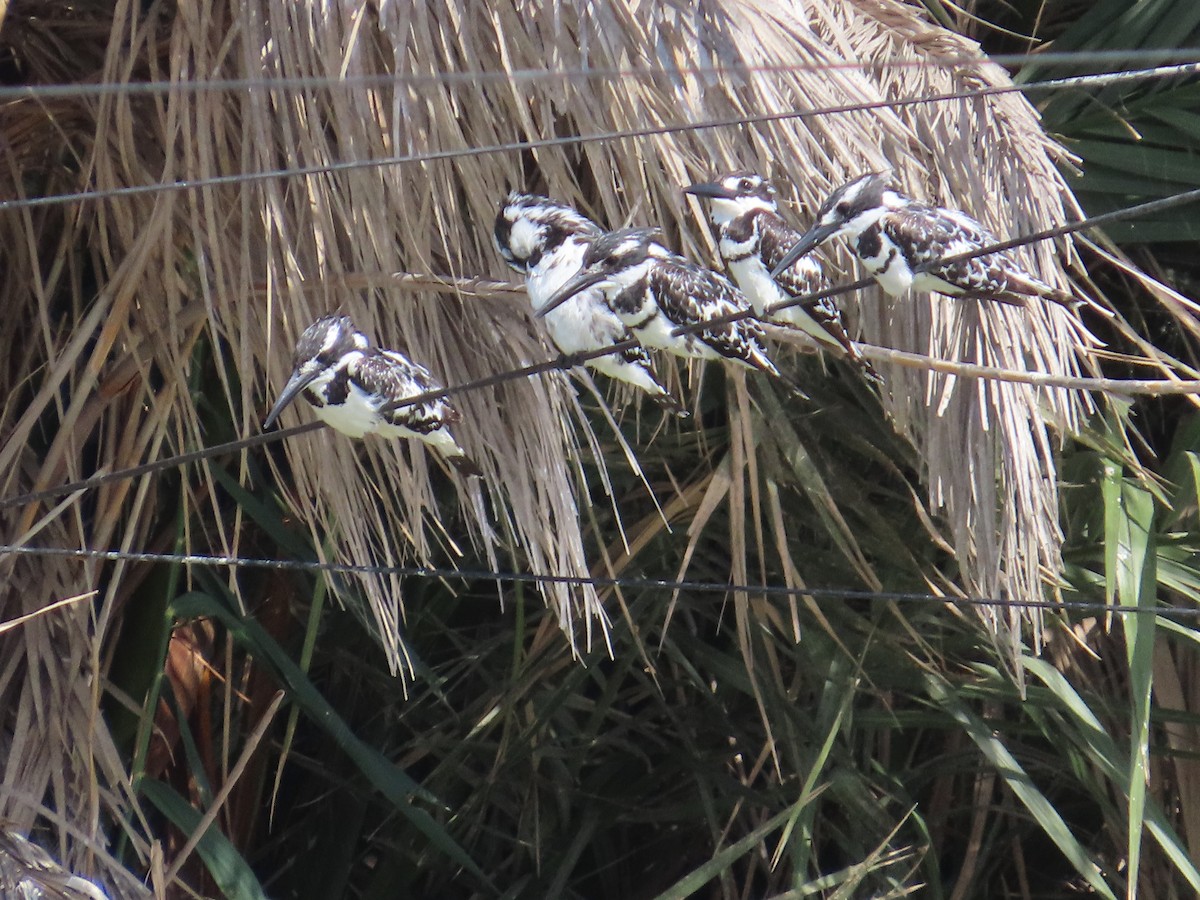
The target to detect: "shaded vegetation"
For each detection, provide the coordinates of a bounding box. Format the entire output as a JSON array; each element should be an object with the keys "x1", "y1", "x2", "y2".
[{"x1": 1, "y1": 1, "x2": 1199, "y2": 898}]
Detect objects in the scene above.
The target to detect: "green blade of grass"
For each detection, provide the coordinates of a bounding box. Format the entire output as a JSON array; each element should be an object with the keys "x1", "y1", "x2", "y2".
[
  {"x1": 141, "y1": 779, "x2": 269, "y2": 900},
  {"x1": 169, "y1": 591, "x2": 492, "y2": 888},
  {"x1": 1024, "y1": 656, "x2": 1200, "y2": 892},
  {"x1": 924, "y1": 672, "x2": 1117, "y2": 899},
  {"x1": 1104, "y1": 467, "x2": 1157, "y2": 898},
  {"x1": 649, "y1": 803, "x2": 800, "y2": 900}
]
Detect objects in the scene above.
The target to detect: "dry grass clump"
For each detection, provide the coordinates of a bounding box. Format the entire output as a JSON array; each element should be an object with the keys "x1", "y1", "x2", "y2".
[{"x1": 1, "y1": 0, "x2": 1170, "y2": 894}]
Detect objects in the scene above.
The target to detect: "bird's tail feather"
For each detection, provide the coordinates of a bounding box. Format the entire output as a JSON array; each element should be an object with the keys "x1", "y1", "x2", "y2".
[
  {"x1": 651, "y1": 391, "x2": 690, "y2": 417},
  {"x1": 771, "y1": 369, "x2": 809, "y2": 401},
  {"x1": 448, "y1": 452, "x2": 484, "y2": 478}
]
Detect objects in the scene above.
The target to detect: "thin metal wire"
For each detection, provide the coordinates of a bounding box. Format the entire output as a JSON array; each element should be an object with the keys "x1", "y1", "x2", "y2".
[
  {"x1": 0, "y1": 421, "x2": 324, "y2": 511},
  {"x1": 2, "y1": 49, "x2": 1197, "y2": 100},
  {"x1": 2, "y1": 62, "x2": 1195, "y2": 214},
  {"x1": 0, "y1": 543, "x2": 1193, "y2": 620},
  {"x1": 2, "y1": 179, "x2": 1200, "y2": 513}
]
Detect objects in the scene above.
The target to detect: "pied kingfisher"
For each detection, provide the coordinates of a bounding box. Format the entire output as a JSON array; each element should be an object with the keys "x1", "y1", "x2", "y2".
[
  {"x1": 770, "y1": 171, "x2": 1078, "y2": 309},
  {"x1": 493, "y1": 191, "x2": 686, "y2": 415},
  {"x1": 263, "y1": 314, "x2": 483, "y2": 477},
  {"x1": 534, "y1": 227, "x2": 796, "y2": 388},
  {"x1": 685, "y1": 171, "x2": 881, "y2": 382}
]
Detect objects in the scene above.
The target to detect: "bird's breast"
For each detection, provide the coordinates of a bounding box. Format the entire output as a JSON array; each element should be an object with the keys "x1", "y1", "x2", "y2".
[
  {"x1": 628, "y1": 309, "x2": 718, "y2": 360},
  {"x1": 540, "y1": 287, "x2": 627, "y2": 354},
  {"x1": 310, "y1": 380, "x2": 389, "y2": 438},
  {"x1": 527, "y1": 244, "x2": 588, "y2": 307},
  {"x1": 719, "y1": 231, "x2": 758, "y2": 264},
  {"x1": 607, "y1": 278, "x2": 652, "y2": 319},
  {"x1": 727, "y1": 256, "x2": 783, "y2": 316}
]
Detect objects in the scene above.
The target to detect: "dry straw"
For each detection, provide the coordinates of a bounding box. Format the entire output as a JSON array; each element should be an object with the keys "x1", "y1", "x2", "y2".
[{"x1": 0, "y1": 1, "x2": 1184, "y2": 895}]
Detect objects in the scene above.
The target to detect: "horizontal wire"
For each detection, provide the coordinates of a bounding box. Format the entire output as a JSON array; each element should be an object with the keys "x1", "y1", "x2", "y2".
[
  {"x1": 0, "y1": 421, "x2": 324, "y2": 511},
  {"x1": 2, "y1": 62, "x2": 1195, "y2": 214},
  {"x1": 3, "y1": 48, "x2": 1198, "y2": 100},
  {"x1": 0, "y1": 543, "x2": 1193, "y2": 620},
  {"x1": 2, "y1": 180, "x2": 1200, "y2": 514}
]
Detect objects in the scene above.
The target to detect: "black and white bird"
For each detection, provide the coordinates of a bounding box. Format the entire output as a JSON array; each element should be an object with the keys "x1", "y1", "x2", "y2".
[
  {"x1": 493, "y1": 191, "x2": 685, "y2": 415},
  {"x1": 770, "y1": 171, "x2": 1078, "y2": 309},
  {"x1": 263, "y1": 314, "x2": 482, "y2": 477},
  {"x1": 685, "y1": 171, "x2": 881, "y2": 382},
  {"x1": 533, "y1": 227, "x2": 794, "y2": 386}
]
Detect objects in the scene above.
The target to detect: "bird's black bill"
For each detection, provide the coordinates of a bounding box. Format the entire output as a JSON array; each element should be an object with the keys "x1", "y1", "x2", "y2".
[
  {"x1": 769, "y1": 222, "x2": 840, "y2": 279},
  {"x1": 533, "y1": 270, "x2": 607, "y2": 318},
  {"x1": 262, "y1": 369, "x2": 319, "y2": 431},
  {"x1": 684, "y1": 181, "x2": 738, "y2": 200}
]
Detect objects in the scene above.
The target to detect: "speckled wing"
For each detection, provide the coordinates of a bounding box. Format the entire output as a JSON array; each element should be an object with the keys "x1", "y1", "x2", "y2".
[
  {"x1": 758, "y1": 219, "x2": 859, "y2": 335},
  {"x1": 757, "y1": 217, "x2": 882, "y2": 381},
  {"x1": 649, "y1": 258, "x2": 780, "y2": 375},
  {"x1": 355, "y1": 349, "x2": 460, "y2": 435},
  {"x1": 886, "y1": 204, "x2": 1050, "y2": 305},
  {"x1": 757, "y1": 219, "x2": 827, "y2": 299}
]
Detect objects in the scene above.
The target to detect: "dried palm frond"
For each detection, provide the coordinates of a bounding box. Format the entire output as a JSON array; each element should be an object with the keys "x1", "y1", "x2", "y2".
[
  {"x1": 0, "y1": 0, "x2": 1171, "y2": 891},
  {"x1": 801, "y1": 0, "x2": 1105, "y2": 663}
]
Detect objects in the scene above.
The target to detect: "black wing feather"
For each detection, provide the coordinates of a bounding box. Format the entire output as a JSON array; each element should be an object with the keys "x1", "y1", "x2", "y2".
[
  {"x1": 755, "y1": 215, "x2": 882, "y2": 381},
  {"x1": 755, "y1": 213, "x2": 828, "y2": 299},
  {"x1": 888, "y1": 204, "x2": 1067, "y2": 305},
  {"x1": 353, "y1": 350, "x2": 459, "y2": 435},
  {"x1": 650, "y1": 258, "x2": 778, "y2": 375}
]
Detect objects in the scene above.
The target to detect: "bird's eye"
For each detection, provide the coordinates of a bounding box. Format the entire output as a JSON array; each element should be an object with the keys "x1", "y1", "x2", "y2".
[
  {"x1": 738, "y1": 178, "x2": 752, "y2": 191},
  {"x1": 836, "y1": 202, "x2": 850, "y2": 216}
]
